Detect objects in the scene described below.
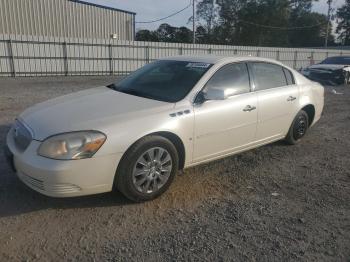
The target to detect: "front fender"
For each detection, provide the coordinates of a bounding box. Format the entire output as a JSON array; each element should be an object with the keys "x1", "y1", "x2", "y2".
[{"x1": 95, "y1": 110, "x2": 194, "y2": 167}]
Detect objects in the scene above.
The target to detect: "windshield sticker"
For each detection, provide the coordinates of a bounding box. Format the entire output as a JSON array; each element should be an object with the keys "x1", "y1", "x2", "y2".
[{"x1": 186, "y1": 62, "x2": 211, "y2": 68}]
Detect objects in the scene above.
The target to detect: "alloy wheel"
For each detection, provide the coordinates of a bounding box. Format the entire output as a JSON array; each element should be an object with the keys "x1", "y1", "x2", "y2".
[{"x1": 132, "y1": 147, "x2": 173, "y2": 194}]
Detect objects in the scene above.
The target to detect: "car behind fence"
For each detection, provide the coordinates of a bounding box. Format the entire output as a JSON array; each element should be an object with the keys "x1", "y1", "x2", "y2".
[{"x1": 1, "y1": 34, "x2": 350, "y2": 77}]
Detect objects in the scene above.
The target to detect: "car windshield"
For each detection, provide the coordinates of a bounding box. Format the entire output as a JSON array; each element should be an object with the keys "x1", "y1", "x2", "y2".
[
  {"x1": 109, "y1": 60, "x2": 213, "y2": 103},
  {"x1": 321, "y1": 56, "x2": 350, "y2": 65}
]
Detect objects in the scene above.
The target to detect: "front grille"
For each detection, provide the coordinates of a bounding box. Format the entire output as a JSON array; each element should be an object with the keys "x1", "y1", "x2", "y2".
[
  {"x1": 310, "y1": 69, "x2": 343, "y2": 81},
  {"x1": 13, "y1": 120, "x2": 33, "y2": 151}
]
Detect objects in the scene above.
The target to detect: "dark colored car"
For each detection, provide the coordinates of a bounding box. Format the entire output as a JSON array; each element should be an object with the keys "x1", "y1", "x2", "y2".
[{"x1": 301, "y1": 56, "x2": 350, "y2": 86}]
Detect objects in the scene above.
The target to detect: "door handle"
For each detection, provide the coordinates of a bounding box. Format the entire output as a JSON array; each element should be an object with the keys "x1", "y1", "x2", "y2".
[
  {"x1": 243, "y1": 105, "x2": 256, "y2": 112},
  {"x1": 287, "y1": 96, "x2": 296, "y2": 101}
]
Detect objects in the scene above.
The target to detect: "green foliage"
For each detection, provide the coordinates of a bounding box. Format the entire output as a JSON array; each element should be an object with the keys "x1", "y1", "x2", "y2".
[
  {"x1": 136, "y1": 24, "x2": 193, "y2": 43},
  {"x1": 135, "y1": 30, "x2": 159, "y2": 42},
  {"x1": 214, "y1": 0, "x2": 328, "y2": 47},
  {"x1": 196, "y1": 0, "x2": 219, "y2": 43},
  {"x1": 288, "y1": 12, "x2": 333, "y2": 47},
  {"x1": 136, "y1": 0, "x2": 338, "y2": 47},
  {"x1": 336, "y1": 0, "x2": 350, "y2": 45},
  {"x1": 228, "y1": 0, "x2": 290, "y2": 46}
]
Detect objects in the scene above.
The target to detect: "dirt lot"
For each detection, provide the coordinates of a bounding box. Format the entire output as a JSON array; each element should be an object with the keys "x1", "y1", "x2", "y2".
[{"x1": 0, "y1": 77, "x2": 349, "y2": 261}]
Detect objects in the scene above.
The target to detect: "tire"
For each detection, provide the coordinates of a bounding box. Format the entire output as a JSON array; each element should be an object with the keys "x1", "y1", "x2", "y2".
[
  {"x1": 345, "y1": 71, "x2": 350, "y2": 85},
  {"x1": 115, "y1": 135, "x2": 179, "y2": 202},
  {"x1": 285, "y1": 110, "x2": 309, "y2": 145}
]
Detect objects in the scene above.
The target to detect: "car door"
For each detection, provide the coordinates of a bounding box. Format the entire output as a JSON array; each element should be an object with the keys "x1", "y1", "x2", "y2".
[
  {"x1": 249, "y1": 62, "x2": 300, "y2": 141},
  {"x1": 193, "y1": 62, "x2": 258, "y2": 162}
]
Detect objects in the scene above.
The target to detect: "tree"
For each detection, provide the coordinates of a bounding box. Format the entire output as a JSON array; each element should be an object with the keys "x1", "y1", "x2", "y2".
[
  {"x1": 136, "y1": 0, "x2": 335, "y2": 47},
  {"x1": 196, "y1": 0, "x2": 219, "y2": 43},
  {"x1": 156, "y1": 24, "x2": 193, "y2": 43},
  {"x1": 156, "y1": 23, "x2": 177, "y2": 42},
  {"x1": 174, "y1": 27, "x2": 193, "y2": 43},
  {"x1": 215, "y1": 0, "x2": 245, "y2": 45},
  {"x1": 289, "y1": 0, "x2": 314, "y2": 14},
  {"x1": 135, "y1": 30, "x2": 159, "y2": 42},
  {"x1": 336, "y1": 0, "x2": 350, "y2": 45},
  {"x1": 240, "y1": 0, "x2": 290, "y2": 46},
  {"x1": 216, "y1": 0, "x2": 290, "y2": 46},
  {"x1": 136, "y1": 24, "x2": 193, "y2": 43},
  {"x1": 213, "y1": 0, "x2": 332, "y2": 47},
  {"x1": 288, "y1": 12, "x2": 334, "y2": 47}
]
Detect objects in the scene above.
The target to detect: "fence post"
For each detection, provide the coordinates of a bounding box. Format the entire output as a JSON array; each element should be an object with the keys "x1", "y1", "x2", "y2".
[
  {"x1": 7, "y1": 39, "x2": 16, "y2": 77},
  {"x1": 310, "y1": 51, "x2": 314, "y2": 65},
  {"x1": 62, "y1": 42, "x2": 68, "y2": 76},
  {"x1": 178, "y1": 47, "x2": 183, "y2": 55},
  {"x1": 145, "y1": 46, "x2": 150, "y2": 64},
  {"x1": 108, "y1": 43, "x2": 113, "y2": 75},
  {"x1": 276, "y1": 50, "x2": 280, "y2": 61},
  {"x1": 293, "y1": 50, "x2": 298, "y2": 69}
]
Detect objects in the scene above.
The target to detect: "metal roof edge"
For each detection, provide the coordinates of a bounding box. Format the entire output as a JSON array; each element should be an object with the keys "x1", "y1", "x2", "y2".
[{"x1": 69, "y1": 0, "x2": 136, "y2": 15}]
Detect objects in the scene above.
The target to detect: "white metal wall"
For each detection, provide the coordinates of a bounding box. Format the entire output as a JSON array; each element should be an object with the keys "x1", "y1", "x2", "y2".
[
  {"x1": 0, "y1": 0, "x2": 135, "y2": 40},
  {"x1": 0, "y1": 34, "x2": 349, "y2": 77}
]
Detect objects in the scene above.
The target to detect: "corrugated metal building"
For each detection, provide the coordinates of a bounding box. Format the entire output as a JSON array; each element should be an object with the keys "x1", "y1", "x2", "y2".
[{"x1": 0, "y1": 0, "x2": 136, "y2": 40}]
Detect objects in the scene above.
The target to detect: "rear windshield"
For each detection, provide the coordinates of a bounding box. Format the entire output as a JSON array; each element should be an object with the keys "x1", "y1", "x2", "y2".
[
  {"x1": 110, "y1": 60, "x2": 213, "y2": 103},
  {"x1": 321, "y1": 56, "x2": 350, "y2": 65}
]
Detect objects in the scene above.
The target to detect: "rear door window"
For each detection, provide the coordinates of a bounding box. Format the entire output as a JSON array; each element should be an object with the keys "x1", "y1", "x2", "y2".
[
  {"x1": 251, "y1": 62, "x2": 288, "y2": 91},
  {"x1": 283, "y1": 68, "x2": 295, "y2": 85}
]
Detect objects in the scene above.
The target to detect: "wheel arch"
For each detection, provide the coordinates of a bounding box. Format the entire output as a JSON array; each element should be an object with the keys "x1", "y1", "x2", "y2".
[
  {"x1": 149, "y1": 131, "x2": 186, "y2": 170},
  {"x1": 117, "y1": 131, "x2": 186, "y2": 172},
  {"x1": 301, "y1": 104, "x2": 315, "y2": 126}
]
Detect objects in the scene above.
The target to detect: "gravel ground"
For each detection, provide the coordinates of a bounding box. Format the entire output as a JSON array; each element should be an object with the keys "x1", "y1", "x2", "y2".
[{"x1": 0, "y1": 77, "x2": 349, "y2": 261}]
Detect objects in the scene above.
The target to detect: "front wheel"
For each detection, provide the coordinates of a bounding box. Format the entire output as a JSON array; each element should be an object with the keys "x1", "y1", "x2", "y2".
[
  {"x1": 285, "y1": 110, "x2": 309, "y2": 145},
  {"x1": 345, "y1": 71, "x2": 350, "y2": 85},
  {"x1": 115, "y1": 135, "x2": 179, "y2": 202}
]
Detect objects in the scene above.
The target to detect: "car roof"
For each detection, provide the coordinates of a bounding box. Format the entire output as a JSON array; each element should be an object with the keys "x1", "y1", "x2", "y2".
[
  {"x1": 161, "y1": 55, "x2": 284, "y2": 65},
  {"x1": 324, "y1": 55, "x2": 350, "y2": 59}
]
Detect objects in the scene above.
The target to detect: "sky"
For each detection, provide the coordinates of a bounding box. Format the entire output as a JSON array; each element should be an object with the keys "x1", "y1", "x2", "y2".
[{"x1": 85, "y1": 0, "x2": 346, "y2": 31}]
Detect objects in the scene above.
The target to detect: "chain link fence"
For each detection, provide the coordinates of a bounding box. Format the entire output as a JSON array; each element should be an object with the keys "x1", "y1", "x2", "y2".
[{"x1": 1, "y1": 34, "x2": 350, "y2": 77}]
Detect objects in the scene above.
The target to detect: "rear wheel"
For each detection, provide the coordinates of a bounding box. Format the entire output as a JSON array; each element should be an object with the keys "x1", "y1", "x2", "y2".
[
  {"x1": 115, "y1": 135, "x2": 179, "y2": 202},
  {"x1": 285, "y1": 110, "x2": 309, "y2": 145}
]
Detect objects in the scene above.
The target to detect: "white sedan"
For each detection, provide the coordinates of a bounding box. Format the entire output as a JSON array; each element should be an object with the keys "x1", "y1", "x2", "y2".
[{"x1": 5, "y1": 56, "x2": 324, "y2": 202}]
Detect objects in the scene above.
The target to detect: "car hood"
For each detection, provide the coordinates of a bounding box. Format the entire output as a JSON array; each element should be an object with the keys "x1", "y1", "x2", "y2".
[
  {"x1": 19, "y1": 86, "x2": 173, "y2": 140},
  {"x1": 308, "y1": 64, "x2": 348, "y2": 71}
]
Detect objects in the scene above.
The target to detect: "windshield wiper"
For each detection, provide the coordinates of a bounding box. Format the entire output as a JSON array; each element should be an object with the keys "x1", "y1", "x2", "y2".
[
  {"x1": 107, "y1": 85, "x2": 143, "y2": 97},
  {"x1": 120, "y1": 89, "x2": 156, "y2": 100},
  {"x1": 108, "y1": 85, "x2": 168, "y2": 102}
]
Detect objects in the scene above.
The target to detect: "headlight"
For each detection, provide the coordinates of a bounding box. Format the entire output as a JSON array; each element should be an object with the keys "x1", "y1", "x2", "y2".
[{"x1": 38, "y1": 131, "x2": 106, "y2": 160}]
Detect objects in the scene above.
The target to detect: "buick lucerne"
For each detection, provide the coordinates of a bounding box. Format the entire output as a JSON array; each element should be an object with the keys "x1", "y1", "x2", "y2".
[{"x1": 5, "y1": 56, "x2": 324, "y2": 202}]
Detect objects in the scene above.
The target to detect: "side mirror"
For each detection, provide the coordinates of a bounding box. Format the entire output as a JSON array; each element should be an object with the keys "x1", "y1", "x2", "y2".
[{"x1": 203, "y1": 88, "x2": 226, "y2": 101}]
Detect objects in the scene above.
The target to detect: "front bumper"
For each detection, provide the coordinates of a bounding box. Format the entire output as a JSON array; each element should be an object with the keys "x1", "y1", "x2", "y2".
[
  {"x1": 302, "y1": 69, "x2": 345, "y2": 86},
  {"x1": 6, "y1": 127, "x2": 122, "y2": 198}
]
